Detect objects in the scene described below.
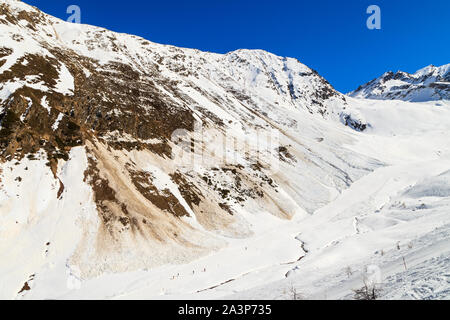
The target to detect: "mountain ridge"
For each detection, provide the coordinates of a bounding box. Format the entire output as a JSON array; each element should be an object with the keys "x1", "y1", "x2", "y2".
[{"x1": 349, "y1": 63, "x2": 450, "y2": 102}]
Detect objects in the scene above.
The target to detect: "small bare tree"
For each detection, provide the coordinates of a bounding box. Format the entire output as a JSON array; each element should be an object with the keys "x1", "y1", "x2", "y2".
[
  {"x1": 353, "y1": 265, "x2": 383, "y2": 300},
  {"x1": 353, "y1": 281, "x2": 382, "y2": 300},
  {"x1": 288, "y1": 284, "x2": 303, "y2": 300}
]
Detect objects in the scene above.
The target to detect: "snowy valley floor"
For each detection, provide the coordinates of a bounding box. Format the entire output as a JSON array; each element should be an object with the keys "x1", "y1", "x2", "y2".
[{"x1": 3, "y1": 99, "x2": 450, "y2": 300}]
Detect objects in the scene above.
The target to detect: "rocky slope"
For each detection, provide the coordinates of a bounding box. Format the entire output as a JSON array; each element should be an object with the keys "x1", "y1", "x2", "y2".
[
  {"x1": 349, "y1": 64, "x2": 450, "y2": 102},
  {"x1": 0, "y1": 0, "x2": 385, "y2": 298}
]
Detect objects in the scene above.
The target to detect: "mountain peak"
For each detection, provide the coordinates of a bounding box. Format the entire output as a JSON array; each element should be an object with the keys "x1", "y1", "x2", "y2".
[
  {"x1": 0, "y1": 0, "x2": 377, "y2": 285},
  {"x1": 349, "y1": 63, "x2": 450, "y2": 102}
]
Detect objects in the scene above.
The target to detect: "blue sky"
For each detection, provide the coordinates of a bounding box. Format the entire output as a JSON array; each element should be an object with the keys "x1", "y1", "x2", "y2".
[{"x1": 26, "y1": 0, "x2": 450, "y2": 93}]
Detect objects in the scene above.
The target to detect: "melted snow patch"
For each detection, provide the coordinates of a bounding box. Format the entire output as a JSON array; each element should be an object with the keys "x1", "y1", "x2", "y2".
[
  {"x1": 0, "y1": 82, "x2": 22, "y2": 103},
  {"x1": 40, "y1": 96, "x2": 51, "y2": 114},
  {"x1": 53, "y1": 63, "x2": 74, "y2": 95},
  {"x1": 0, "y1": 77, "x2": 54, "y2": 104},
  {"x1": 52, "y1": 113, "x2": 64, "y2": 131}
]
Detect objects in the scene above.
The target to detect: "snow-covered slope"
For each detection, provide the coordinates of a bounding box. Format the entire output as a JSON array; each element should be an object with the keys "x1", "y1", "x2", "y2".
[
  {"x1": 226, "y1": 98, "x2": 450, "y2": 300},
  {"x1": 349, "y1": 64, "x2": 450, "y2": 102},
  {"x1": 0, "y1": 0, "x2": 449, "y2": 300}
]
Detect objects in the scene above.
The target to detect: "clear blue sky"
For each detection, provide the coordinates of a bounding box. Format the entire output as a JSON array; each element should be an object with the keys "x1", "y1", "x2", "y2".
[{"x1": 26, "y1": 0, "x2": 449, "y2": 93}]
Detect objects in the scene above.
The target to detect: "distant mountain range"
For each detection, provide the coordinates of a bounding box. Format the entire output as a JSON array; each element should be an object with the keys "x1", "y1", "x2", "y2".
[{"x1": 349, "y1": 64, "x2": 450, "y2": 102}]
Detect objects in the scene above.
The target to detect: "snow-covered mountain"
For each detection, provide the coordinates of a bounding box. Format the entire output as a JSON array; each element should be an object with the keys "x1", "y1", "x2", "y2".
[
  {"x1": 1, "y1": 0, "x2": 449, "y2": 300},
  {"x1": 349, "y1": 64, "x2": 450, "y2": 102}
]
